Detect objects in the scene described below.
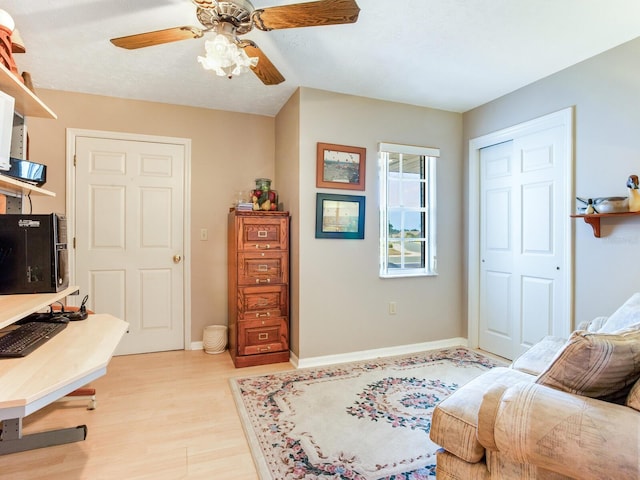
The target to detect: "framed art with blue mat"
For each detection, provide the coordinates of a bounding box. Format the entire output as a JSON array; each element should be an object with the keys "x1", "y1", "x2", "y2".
[{"x1": 315, "y1": 193, "x2": 365, "y2": 239}]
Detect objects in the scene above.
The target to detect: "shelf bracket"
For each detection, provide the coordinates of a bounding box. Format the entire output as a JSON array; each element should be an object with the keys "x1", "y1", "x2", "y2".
[{"x1": 582, "y1": 216, "x2": 601, "y2": 238}]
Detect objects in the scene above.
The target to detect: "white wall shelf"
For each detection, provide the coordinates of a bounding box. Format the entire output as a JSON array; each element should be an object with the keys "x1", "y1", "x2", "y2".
[
  {"x1": 0, "y1": 63, "x2": 56, "y2": 119},
  {"x1": 0, "y1": 174, "x2": 55, "y2": 197}
]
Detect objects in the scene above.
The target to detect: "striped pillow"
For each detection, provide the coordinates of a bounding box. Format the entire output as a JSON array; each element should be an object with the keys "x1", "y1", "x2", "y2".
[{"x1": 535, "y1": 328, "x2": 640, "y2": 403}]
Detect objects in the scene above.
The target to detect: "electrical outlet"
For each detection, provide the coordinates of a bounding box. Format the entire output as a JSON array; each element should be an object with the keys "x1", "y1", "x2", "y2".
[
  {"x1": 200, "y1": 228, "x2": 208, "y2": 241},
  {"x1": 388, "y1": 301, "x2": 397, "y2": 315}
]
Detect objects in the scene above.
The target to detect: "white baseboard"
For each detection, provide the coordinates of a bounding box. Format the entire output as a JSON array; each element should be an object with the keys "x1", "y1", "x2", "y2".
[
  {"x1": 291, "y1": 337, "x2": 468, "y2": 369},
  {"x1": 188, "y1": 337, "x2": 469, "y2": 367}
]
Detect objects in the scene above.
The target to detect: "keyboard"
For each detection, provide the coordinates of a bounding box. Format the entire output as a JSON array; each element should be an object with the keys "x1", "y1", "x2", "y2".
[{"x1": 0, "y1": 321, "x2": 68, "y2": 358}]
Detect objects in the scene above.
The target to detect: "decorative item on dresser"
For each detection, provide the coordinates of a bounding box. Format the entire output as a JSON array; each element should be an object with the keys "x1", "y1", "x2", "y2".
[{"x1": 227, "y1": 209, "x2": 290, "y2": 368}]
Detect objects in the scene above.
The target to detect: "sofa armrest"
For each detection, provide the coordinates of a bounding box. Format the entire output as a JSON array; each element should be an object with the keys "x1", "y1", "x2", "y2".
[{"x1": 477, "y1": 382, "x2": 639, "y2": 480}]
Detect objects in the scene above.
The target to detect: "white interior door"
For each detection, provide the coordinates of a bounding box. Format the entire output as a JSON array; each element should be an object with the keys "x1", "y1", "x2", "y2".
[
  {"x1": 479, "y1": 141, "x2": 516, "y2": 358},
  {"x1": 73, "y1": 135, "x2": 186, "y2": 355},
  {"x1": 478, "y1": 117, "x2": 571, "y2": 360}
]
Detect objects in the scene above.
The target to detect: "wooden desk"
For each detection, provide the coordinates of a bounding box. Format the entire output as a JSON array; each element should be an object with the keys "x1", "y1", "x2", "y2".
[
  {"x1": 0, "y1": 286, "x2": 81, "y2": 330},
  {"x1": 0, "y1": 290, "x2": 128, "y2": 454}
]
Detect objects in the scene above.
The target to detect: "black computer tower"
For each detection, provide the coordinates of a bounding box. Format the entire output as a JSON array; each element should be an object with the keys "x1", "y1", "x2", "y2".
[{"x1": 0, "y1": 213, "x2": 69, "y2": 294}]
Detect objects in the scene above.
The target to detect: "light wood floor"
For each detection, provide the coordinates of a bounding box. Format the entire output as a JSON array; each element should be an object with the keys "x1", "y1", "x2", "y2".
[{"x1": 0, "y1": 350, "x2": 294, "y2": 480}]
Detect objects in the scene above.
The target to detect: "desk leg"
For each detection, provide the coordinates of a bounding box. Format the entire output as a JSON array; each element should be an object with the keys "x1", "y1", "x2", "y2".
[{"x1": 0, "y1": 418, "x2": 87, "y2": 455}]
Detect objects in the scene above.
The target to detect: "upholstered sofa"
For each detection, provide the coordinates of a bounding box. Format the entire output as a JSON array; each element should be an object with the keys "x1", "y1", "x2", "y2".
[{"x1": 430, "y1": 294, "x2": 640, "y2": 479}]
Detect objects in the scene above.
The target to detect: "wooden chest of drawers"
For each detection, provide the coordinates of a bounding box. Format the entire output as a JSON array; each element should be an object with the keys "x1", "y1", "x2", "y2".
[{"x1": 228, "y1": 210, "x2": 290, "y2": 367}]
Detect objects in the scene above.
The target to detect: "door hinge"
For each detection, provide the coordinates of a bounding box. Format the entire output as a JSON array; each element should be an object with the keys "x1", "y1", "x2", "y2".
[
  {"x1": 73, "y1": 237, "x2": 76, "y2": 249},
  {"x1": 73, "y1": 154, "x2": 77, "y2": 167}
]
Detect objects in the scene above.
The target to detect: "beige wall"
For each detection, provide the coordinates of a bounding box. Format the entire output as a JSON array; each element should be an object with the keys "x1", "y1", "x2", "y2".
[
  {"x1": 26, "y1": 89, "x2": 275, "y2": 344},
  {"x1": 274, "y1": 90, "x2": 301, "y2": 354},
  {"x1": 18, "y1": 37, "x2": 640, "y2": 357},
  {"x1": 463, "y1": 37, "x2": 640, "y2": 326},
  {"x1": 23, "y1": 87, "x2": 466, "y2": 359},
  {"x1": 291, "y1": 88, "x2": 464, "y2": 359}
]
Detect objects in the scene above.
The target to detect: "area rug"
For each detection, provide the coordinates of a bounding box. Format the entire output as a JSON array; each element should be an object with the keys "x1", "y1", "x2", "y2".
[{"x1": 230, "y1": 347, "x2": 506, "y2": 479}]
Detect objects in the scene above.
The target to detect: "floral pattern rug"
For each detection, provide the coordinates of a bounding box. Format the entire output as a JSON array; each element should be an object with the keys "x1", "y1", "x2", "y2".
[{"x1": 230, "y1": 347, "x2": 505, "y2": 480}]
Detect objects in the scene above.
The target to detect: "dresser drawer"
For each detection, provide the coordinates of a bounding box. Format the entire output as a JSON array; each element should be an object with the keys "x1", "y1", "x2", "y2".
[
  {"x1": 238, "y1": 317, "x2": 288, "y2": 356},
  {"x1": 237, "y1": 252, "x2": 288, "y2": 285},
  {"x1": 238, "y1": 285, "x2": 288, "y2": 319},
  {"x1": 238, "y1": 217, "x2": 288, "y2": 251}
]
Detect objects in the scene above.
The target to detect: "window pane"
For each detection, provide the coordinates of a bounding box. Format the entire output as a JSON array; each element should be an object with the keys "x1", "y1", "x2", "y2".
[
  {"x1": 401, "y1": 154, "x2": 423, "y2": 176},
  {"x1": 404, "y1": 240, "x2": 425, "y2": 269},
  {"x1": 389, "y1": 154, "x2": 401, "y2": 174},
  {"x1": 402, "y1": 181, "x2": 423, "y2": 208},
  {"x1": 387, "y1": 241, "x2": 402, "y2": 269},
  {"x1": 387, "y1": 179, "x2": 401, "y2": 207},
  {"x1": 388, "y1": 210, "x2": 402, "y2": 237},
  {"x1": 403, "y1": 211, "x2": 424, "y2": 237}
]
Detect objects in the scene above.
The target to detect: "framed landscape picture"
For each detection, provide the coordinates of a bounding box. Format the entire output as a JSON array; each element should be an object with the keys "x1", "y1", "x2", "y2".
[
  {"x1": 316, "y1": 142, "x2": 366, "y2": 190},
  {"x1": 315, "y1": 193, "x2": 365, "y2": 239}
]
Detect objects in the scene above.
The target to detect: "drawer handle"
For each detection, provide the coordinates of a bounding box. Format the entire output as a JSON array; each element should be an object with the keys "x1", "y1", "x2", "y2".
[
  {"x1": 256, "y1": 278, "x2": 271, "y2": 284},
  {"x1": 257, "y1": 231, "x2": 268, "y2": 238},
  {"x1": 258, "y1": 333, "x2": 269, "y2": 340},
  {"x1": 255, "y1": 244, "x2": 271, "y2": 249},
  {"x1": 258, "y1": 346, "x2": 272, "y2": 352},
  {"x1": 256, "y1": 312, "x2": 271, "y2": 318},
  {"x1": 257, "y1": 264, "x2": 268, "y2": 272}
]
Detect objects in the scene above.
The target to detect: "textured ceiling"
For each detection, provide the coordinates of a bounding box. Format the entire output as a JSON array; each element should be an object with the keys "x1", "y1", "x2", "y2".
[{"x1": 3, "y1": 0, "x2": 640, "y2": 117}]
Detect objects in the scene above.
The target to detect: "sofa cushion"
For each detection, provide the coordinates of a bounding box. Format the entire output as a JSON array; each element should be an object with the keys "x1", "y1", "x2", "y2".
[
  {"x1": 485, "y1": 450, "x2": 573, "y2": 480},
  {"x1": 430, "y1": 367, "x2": 533, "y2": 464},
  {"x1": 627, "y1": 378, "x2": 640, "y2": 412},
  {"x1": 598, "y1": 292, "x2": 640, "y2": 333},
  {"x1": 535, "y1": 328, "x2": 640, "y2": 402},
  {"x1": 435, "y1": 450, "x2": 490, "y2": 480},
  {"x1": 511, "y1": 336, "x2": 566, "y2": 376},
  {"x1": 489, "y1": 383, "x2": 640, "y2": 480}
]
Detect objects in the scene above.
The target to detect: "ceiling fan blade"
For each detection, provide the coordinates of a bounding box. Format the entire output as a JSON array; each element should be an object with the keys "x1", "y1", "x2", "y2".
[
  {"x1": 242, "y1": 43, "x2": 285, "y2": 85},
  {"x1": 253, "y1": 0, "x2": 360, "y2": 31},
  {"x1": 110, "y1": 26, "x2": 203, "y2": 49}
]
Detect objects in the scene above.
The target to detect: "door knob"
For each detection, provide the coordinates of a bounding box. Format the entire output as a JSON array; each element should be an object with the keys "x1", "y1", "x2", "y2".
[{"x1": 173, "y1": 254, "x2": 182, "y2": 264}]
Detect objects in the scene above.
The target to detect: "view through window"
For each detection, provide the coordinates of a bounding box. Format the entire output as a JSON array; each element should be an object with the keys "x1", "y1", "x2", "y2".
[{"x1": 378, "y1": 143, "x2": 439, "y2": 277}]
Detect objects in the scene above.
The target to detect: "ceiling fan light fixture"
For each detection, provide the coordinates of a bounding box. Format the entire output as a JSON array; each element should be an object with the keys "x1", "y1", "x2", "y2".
[
  {"x1": 111, "y1": 0, "x2": 361, "y2": 85},
  {"x1": 197, "y1": 31, "x2": 258, "y2": 78}
]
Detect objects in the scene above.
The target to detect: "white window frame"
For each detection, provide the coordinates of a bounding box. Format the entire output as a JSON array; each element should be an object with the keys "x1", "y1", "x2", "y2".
[{"x1": 378, "y1": 142, "x2": 439, "y2": 278}]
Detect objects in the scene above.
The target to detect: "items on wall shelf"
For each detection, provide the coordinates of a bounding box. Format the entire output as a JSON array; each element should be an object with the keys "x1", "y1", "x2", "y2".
[
  {"x1": 0, "y1": 58, "x2": 57, "y2": 199},
  {"x1": 573, "y1": 174, "x2": 640, "y2": 237}
]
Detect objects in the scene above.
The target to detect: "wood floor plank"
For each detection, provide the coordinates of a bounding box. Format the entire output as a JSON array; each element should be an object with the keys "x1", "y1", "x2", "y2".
[{"x1": 0, "y1": 350, "x2": 293, "y2": 479}]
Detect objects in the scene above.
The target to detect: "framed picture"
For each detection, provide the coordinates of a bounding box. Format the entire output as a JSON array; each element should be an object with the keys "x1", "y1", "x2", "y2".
[
  {"x1": 315, "y1": 193, "x2": 365, "y2": 239},
  {"x1": 316, "y1": 142, "x2": 366, "y2": 190}
]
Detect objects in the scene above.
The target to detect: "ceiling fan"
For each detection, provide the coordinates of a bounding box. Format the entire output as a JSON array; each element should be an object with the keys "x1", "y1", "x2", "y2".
[{"x1": 110, "y1": 0, "x2": 360, "y2": 85}]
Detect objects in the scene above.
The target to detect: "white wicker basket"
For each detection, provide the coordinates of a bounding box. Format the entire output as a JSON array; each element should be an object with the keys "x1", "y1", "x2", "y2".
[{"x1": 203, "y1": 325, "x2": 227, "y2": 354}]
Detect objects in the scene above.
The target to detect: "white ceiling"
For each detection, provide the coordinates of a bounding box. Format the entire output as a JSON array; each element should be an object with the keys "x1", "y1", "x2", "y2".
[{"x1": 3, "y1": 0, "x2": 640, "y2": 117}]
